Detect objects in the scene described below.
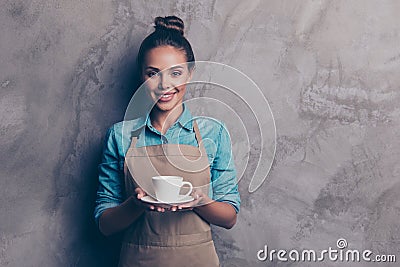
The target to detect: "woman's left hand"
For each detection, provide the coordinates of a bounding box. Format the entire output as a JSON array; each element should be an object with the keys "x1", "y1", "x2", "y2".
[
  {"x1": 169, "y1": 188, "x2": 211, "y2": 211},
  {"x1": 168, "y1": 188, "x2": 237, "y2": 229}
]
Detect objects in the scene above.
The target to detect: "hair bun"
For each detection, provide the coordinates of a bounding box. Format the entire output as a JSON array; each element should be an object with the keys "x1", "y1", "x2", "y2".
[{"x1": 154, "y1": 16, "x2": 185, "y2": 36}]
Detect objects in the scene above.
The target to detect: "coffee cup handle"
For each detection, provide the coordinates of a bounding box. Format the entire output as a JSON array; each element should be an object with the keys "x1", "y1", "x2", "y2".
[{"x1": 179, "y1": 182, "x2": 193, "y2": 199}]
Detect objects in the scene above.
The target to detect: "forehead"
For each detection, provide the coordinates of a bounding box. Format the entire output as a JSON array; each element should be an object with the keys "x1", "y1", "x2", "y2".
[{"x1": 143, "y1": 46, "x2": 187, "y2": 70}]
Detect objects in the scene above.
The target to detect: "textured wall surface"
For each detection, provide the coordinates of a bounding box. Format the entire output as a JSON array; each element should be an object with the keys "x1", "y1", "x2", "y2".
[{"x1": 1, "y1": 1, "x2": 399, "y2": 266}]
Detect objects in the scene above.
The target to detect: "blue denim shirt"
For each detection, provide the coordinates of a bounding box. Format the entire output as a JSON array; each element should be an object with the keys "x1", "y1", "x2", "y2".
[{"x1": 94, "y1": 104, "x2": 241, "y2": 226}]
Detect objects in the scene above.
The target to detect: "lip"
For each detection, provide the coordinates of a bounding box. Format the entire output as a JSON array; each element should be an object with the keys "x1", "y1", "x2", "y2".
[
  {"x1": 156, "y1": 90, "x2": 177, "y2": 96},
  {"x1": 156, "y1": 91, "x2": 177, "y2": 102}
]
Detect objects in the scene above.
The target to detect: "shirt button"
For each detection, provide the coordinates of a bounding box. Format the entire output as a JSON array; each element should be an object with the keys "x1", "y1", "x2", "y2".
[{"x1": 162, "y1": 136, "x2": 168, "y2": 144}]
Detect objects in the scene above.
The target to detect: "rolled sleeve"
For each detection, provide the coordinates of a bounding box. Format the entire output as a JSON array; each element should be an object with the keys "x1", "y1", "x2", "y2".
[
  {"x1": 210, "y1": 123, "x2": 241, "y2": 213},
  {"x1": 94, "y1": 125, "x2": 124, "y2": 227}
]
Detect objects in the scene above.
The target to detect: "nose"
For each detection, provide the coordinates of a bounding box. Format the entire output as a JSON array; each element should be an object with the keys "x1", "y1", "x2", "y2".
[{"x1": 158, "y1": 73, "x2": 171, "y2": 90}]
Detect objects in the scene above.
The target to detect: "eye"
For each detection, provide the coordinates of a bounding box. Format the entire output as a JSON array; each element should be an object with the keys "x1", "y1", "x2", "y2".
[
  {"x1": 171, "y1": 71, "x2": 182, "y2": 77},
  {"x1": 147, "y1": 71, "x2": 159, "y2": 78}
]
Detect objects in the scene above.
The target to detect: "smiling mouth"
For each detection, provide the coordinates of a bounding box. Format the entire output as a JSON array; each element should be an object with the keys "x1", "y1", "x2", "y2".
[{"x1": 156, "y1": 91, "x2": 177, "y2": 102}]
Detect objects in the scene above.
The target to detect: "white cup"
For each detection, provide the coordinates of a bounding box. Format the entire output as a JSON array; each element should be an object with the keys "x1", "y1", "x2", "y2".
[{"x1": 152, "y1": 176, "x2": 193, "y2": 203}]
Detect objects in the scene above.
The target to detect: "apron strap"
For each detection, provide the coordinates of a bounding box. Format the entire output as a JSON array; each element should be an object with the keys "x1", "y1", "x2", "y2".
[
  {"x1": 129, "y1": 127, "x2": 143, "y2": 150},
  {"x1": 193, "y1": 120, "x2": 202, "y2": 146},
  {"x1": 124, "y1": 128, "x2": 141, "y2": 178},
  {"x1": 129, "y1": 136, "x2": 138, "y2": 149},
  {"x1": 129, "y1": 120, "x2": 203, "y2": 148},
  {"x1": 193, "y1": 120, "x2": 208, "y2": 156},
  {"x1": 127, "y1": 119, "x2": 206, "y2": 155}
]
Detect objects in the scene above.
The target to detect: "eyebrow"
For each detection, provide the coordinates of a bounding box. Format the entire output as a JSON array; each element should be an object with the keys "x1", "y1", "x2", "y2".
[{"x1": 144, "y1": 65, "x2": 184, "y2": 71}]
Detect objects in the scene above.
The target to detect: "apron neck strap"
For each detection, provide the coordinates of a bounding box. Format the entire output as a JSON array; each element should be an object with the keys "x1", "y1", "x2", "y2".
[
  {"x1": 128, "y1": 120, "x2": 205, "y2": 151},
  {"x1": 129, "y1": 127, "x2": 143, "y2": 149},
  {"x1": 193, "y1": 120, "x2": 203, "y2": 146},
  {"x1": 193, "y1": 120, "x2": 207, "y2": 154}
]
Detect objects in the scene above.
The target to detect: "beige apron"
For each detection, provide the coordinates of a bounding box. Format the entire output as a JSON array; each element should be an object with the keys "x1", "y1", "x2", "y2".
[{"x1": 119, "y1": 121, "x2": 220, "y2": 267}]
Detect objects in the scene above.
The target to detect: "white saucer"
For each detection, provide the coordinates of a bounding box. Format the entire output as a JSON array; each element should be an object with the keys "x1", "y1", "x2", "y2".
[{"x1": 141, "y1": 195, "x2": 194, "y2": 205}]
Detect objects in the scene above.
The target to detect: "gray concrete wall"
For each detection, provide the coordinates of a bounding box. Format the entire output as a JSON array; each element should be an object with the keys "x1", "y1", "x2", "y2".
[{"x1": 1, "y1": 1, "x2": 399, "y2": 266}]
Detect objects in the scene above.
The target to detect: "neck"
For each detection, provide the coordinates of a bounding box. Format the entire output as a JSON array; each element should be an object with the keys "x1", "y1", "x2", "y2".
[{"x1": 150, "y1": 104, "x2": 184, "y2": 135}]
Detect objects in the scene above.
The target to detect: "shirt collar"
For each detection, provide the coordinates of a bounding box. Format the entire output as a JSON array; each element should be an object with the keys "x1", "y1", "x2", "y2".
[
  {"x1": 176, "y1": 103, "x2": 194, "y2": 131},
  {"x1": 130, "y1": 103, "x2": 194, "y2": 133},
  {"x1": 129, "y1": 116, "x2": 146, "y2": 134}
]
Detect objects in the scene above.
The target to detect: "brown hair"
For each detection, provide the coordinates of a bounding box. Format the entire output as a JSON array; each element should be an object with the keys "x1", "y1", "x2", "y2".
[{"x1": 137, "y1": 16, "x2": 195, "y2": 73}]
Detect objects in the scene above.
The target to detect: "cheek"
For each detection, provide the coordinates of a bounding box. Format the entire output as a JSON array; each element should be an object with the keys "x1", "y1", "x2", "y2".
[
  {"x1": 178, "y1": 74, "x2": 191, "y2": 85},
  {"x1": 145, "y1": 79, "x2": 159, "y2": 91},
  {"x1": 143, "y1": 84, "x2": 156, "y2": 100},
  {"x1": 177, "y1": 85, "x2": 187, "y2": 94},
  {"x1": 176, "y1": 78, "x2": 189, "y2": 91}
]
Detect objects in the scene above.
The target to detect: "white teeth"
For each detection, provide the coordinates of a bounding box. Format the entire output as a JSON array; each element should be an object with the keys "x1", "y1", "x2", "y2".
[{"x1": 161, "y1": 93, "x2": 173, "y2": 98}]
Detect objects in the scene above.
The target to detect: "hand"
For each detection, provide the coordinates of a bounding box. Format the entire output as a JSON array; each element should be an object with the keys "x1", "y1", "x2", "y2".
[
  {"x1": 134, "y1": 187, "x2": 171, "y2": 212},
  {"x1": 169, "y1": 188, "x2": 212, "y2": 212}
]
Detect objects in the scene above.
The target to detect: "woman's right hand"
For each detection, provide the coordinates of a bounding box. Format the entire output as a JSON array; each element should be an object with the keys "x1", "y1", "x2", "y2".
[{"x1": 133, "y1": 187, "x2": 170, "y2": 212}]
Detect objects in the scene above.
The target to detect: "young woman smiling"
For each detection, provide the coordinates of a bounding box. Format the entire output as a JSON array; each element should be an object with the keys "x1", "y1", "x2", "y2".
[{"x1": 94, "y1": 16, "x2": 240, "y2": 267}]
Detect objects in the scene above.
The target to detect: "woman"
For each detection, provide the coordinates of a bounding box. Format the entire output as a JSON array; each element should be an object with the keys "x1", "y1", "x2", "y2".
[{"x1": 94, "y1": 16, "x2": 240, "y2": 267}]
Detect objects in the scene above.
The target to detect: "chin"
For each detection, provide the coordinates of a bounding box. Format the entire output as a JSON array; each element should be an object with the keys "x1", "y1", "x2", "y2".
[{"x1": 154, "y1": 102, "x2": 178, "y2": 112}]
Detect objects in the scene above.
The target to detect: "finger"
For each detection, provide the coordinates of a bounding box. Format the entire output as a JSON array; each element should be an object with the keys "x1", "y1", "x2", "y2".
[
  {"x1": 157, "y1": 206, "x2": 165, "y2": 212},
  {"x1": 135, "y1": 188, "x2": 146, "y2": 199},
  {"x1": 178, "y1": 199, "x2": 201, "y2": 210},
  {"x1": 134, "y1": 188, "x2": 141, "y2": 197},
  {"x1": 178, "y1": 204, "x2": 189, "y2": 209},
  {"x1": 135, "y1": 187, "x2": 144, "y2": 194},
  {"x1": 177, "y1": 206, "x2": 194, "y2": 211}
]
